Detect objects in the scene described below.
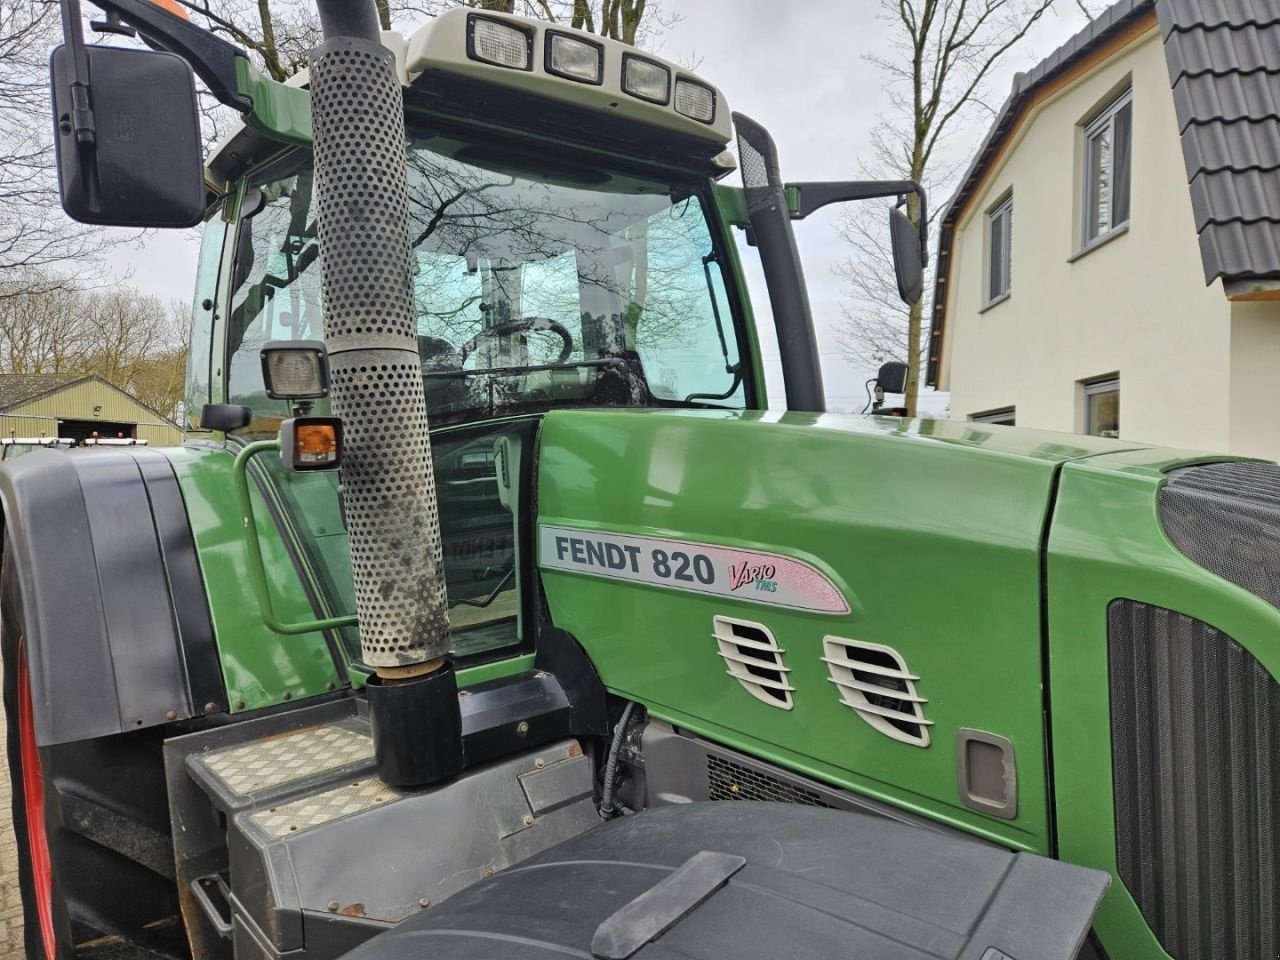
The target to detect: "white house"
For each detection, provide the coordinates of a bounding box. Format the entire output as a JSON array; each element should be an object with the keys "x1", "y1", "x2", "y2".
[{"x1": 929, "y1": 0, "x2": 1280, "y2": 459}]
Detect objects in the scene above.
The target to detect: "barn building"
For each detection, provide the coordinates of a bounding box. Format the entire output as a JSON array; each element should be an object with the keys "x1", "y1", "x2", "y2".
[{"x1": 0, "y1": 374, "x2": 182, "y2": 445}]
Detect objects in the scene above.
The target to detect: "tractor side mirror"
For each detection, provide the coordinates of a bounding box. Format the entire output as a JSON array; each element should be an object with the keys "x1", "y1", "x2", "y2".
[
  {"x1": 890, "y1": 206, "x2": 924, "y2": 306},
  {"x1": 50, "y1": 44, "x2": 204, "y2": 227},
  {"x1": 876, "y1": 361, "x2": 909, "y2": 394}
]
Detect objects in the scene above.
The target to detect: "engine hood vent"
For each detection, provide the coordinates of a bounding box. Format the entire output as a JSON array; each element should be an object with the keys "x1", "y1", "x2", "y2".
[
  {"x1": 713, "y1": 616, "x2": 794, "y2": 710},
  {"x1": 822, "y1": 636, "x2": 931, "y2": 746}
]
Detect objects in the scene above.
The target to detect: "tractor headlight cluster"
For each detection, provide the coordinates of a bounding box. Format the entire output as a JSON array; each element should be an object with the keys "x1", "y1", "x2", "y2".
[
  {"x1": 546, "y1": 31, "x2": 603, "y2": 84},
  {"x1": 622, "y1": 54, "x2": 670, "y2": 104},
  {"x1": 674, "y1": 78, "x2": 716, "y2": 124},
  {"x1": 460, "y1": 14, "x2": 716, "y2": 123},
  {"x1": 467, "y1": 15, "x2": 533, "y2": 71}
]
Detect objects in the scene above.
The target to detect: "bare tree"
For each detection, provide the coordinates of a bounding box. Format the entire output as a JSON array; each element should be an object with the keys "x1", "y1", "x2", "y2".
[
  {"x1": 0, "y1": 2, "x2": 135, "y2": 278},
  {"x1": 836, "y1": 0, "x2": 1093, "y2": 415}
]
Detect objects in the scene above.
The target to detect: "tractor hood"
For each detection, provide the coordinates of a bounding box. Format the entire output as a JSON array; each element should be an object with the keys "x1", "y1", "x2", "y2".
[{"x1": 532, "y1": 407, "x2": 1215, "y2": 850}]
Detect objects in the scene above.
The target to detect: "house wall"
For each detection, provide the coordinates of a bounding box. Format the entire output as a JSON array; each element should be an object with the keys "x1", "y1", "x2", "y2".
[
  {"x1": 1, "y1": 380, "x2": 182, "y2": 446},
  {"x1": 1228, "y1": 300, "x2": 1280, "y2": 459},
  {"x1": 939, "y1": 25, "x2": 1235, "y2": 453}
]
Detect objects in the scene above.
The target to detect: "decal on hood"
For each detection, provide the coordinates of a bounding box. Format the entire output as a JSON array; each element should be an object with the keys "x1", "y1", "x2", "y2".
[{"x1": 538, "y1": 524, "x2": 850, "y2": 614}]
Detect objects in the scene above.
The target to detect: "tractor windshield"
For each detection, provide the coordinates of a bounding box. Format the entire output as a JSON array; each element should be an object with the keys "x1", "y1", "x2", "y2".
[{"x1": 226, "y1": 134, "x2": 748, "y2": 426}]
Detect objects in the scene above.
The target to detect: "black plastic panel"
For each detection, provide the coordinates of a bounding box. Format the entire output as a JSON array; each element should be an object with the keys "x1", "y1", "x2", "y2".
[
  {"x1": 341, "y1": 802, "x2": 1108, "y2": 960},
  {"x1": 1109, "y1": 600, "x2": 1280, "y2": 958},
  {"x1": 0, "y1": 448, "x2": 223, "y2": 744},
  {"x1": 1160, "y1": 460, "x2": 1280, "y2": 607}
]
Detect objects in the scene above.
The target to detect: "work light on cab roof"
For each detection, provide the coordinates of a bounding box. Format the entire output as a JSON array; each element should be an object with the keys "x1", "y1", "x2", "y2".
[{"x1": 407, "y1": 8, "x2": 732, "y2": 145}]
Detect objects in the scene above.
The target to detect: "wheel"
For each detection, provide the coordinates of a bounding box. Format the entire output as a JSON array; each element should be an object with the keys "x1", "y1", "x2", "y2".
[
  {"x1": 1, "y1": 534, "x2": 189, "y2": 959},
  {"x1": 457, "y1": 317, "x2": 575, "y2": 366}
]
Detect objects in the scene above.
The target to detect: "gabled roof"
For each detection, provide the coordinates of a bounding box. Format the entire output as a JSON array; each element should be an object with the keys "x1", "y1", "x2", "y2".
[
  {"x1": 0, "y1": 373, "x2": 88, "y2": 411},
  {"x1": 926, "y1": 0, "x2": 1280, "y2": 387},
  {"x1": 1159, "y1": 0, "x2": 1280, "y2": 292}
]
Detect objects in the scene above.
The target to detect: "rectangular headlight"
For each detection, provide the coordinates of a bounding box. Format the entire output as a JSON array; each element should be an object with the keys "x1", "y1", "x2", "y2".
[
  {"x1": 260, "y1": 341, "x2": 330, "y2": 400},
  {"x1": 467, "y1": 15, "x2": 532, "y2": 71},
  {"x1": 674, "y1": 78, "x2": 716, "y2": 123},
  {"x1": 546, "y1": 31, "x2": 603, "y2": 84},
  {"x1": 622, "y1": 54, "x2": 670, "y2": 104}
]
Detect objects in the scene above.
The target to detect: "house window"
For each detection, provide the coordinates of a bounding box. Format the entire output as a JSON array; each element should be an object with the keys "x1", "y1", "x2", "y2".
[
  {"x1": 972, "y1": 406, "x2": 1015, "y2": 426},
  {"x1": 1083, "y1": 377, "x2": 1119, "y2": 438},
  {"x1": 1082, "y1": 89, "x2": 1132, "y2": 247},
  {"x1": 986, "y1": 196, "x2": 1013, "y2": 304}
]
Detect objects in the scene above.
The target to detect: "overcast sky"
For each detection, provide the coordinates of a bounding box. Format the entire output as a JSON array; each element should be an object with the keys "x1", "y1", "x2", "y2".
[{"x1": 102, "y1": 0, "x2": 1098, "y2": 415}]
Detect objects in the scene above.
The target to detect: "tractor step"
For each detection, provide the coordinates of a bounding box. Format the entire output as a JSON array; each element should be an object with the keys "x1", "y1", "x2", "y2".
[{"x1": 164, "y1": 699, "x2": 598, "y2": 960}]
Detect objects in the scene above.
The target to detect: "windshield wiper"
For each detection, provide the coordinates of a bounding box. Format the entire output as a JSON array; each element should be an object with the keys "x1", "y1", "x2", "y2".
[{"x1": 422, "y1": 357, "x2": 626, "y2": 379}]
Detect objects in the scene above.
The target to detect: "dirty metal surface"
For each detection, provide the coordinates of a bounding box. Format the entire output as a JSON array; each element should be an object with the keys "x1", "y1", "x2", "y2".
[
  {"x1": 197, "y1": 724, "x2": 373, "y2": 798},
  {"x1": 252, "y1": 778, "x2": 399, "y2": 838}
]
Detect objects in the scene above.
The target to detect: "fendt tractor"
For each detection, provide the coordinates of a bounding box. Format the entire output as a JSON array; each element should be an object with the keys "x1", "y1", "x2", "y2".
[{"x1": 7, "y1": 1, "x2": 1279, "y2": 959}]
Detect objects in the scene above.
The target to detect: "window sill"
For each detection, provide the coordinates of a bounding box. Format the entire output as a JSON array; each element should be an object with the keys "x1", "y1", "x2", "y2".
[
  {"x1": 1069, "y1": 223, "x2": 1130, "y2": 263},
  {"x1": 979, "y1": 291, "x2": 1011, "y2": 314}
]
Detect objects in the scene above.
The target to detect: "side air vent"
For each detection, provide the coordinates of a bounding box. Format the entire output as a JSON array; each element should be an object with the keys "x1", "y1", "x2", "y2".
[
  {"x1": 1110, "y1": 600, "x2": 1280, "y2": 958},
  {"x1": 822, "y1": 636, "x2": 931, "y2": 747},
  {"x1": 707, "y1": 755, "x2": 831, "y2": 807},
  {"x1": 713, "y1": 616, "x2": 794, "y2": 710}
]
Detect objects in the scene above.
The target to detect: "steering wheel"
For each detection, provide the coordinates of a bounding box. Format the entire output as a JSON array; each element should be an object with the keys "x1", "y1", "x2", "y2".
[{"x1": 457, "y1": 317, "x2": 574, "y2": 366}]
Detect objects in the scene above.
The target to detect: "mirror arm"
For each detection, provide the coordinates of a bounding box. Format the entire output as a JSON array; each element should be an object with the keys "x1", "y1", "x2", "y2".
[
  {"x1": 85, "y1": 0, "x2": 251, "y2": 112},
  {"x1": 791, "y1": 179, "x2": 929, "y2": 267},
  {"x1": 58, "y1": 0, "x2": 96, "y2": 146}
]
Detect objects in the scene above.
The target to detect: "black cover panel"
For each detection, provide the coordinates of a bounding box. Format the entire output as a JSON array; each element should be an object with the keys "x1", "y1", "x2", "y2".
[
  {"x1": 341, "y1": 802, "x2": 1107, "y2": 960},
  {"x1": 1109, "y1": 600, "x2": 1280, "y2": 959},
  {"x1": 0, "y1": 448, "x2": 223, "y2": 744},
  {"x1": 1160, "y1": 460, "x2": 1280, "y2": 607}
]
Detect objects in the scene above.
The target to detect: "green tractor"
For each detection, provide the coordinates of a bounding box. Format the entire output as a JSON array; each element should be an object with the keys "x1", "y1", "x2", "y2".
[{"x1": 7, "y1": 1, "x2": 1274, "y2": 958}]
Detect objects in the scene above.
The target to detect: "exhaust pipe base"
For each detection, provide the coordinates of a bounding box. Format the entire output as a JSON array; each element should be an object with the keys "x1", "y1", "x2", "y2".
[{"x1": 366, "y1": 663, "x2": 464, "y2": 788}]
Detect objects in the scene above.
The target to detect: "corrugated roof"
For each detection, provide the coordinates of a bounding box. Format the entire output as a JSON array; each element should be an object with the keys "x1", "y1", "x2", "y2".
[
  {"x1": 927, "y1": 0, "x2": 1280, "y2": 386},
  {"x1": 0, "y1": 374, "x2": 88, "y2": 410},
  {"x1": 1160, "y1": 0, "x2": 1280, "y2": 288}
]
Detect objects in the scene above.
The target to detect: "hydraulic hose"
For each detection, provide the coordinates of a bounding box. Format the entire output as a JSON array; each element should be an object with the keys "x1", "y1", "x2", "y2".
[{"x1": 599, "y1": 701, "x2": 638, "y2": 819}]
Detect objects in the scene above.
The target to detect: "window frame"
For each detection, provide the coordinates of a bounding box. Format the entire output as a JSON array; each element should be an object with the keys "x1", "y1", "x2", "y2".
[
  {"x1": 984, "y1": 194, "x2": 1014, "y2": 308},
  {"x1": 971, "y1": 406, "x2": 1016, "y2": 426},
  {"x1": 1080, "y1": 88, "x2": 1133, "y2": 252},
  {"x1": 1081, "y1": 376, "x2": 1120, "y2": 438}
]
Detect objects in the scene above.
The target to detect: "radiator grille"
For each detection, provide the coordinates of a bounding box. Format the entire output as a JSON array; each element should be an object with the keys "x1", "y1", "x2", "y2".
[
  {"x1": 1109, "y1": 600, "x2": 1280, "y2": 959},
  {"x1": 706, "y1": 755, "x2": 830, "y2": 807},
  {"x1": 1161, "y1": 461, "x2": 1280, "y2": 610}
]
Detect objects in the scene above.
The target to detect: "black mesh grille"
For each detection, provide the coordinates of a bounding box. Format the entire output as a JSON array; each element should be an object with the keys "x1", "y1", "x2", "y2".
[
  {"x1": 1109, "y1": 600, "x2": 1280, "y2": 958},
  {"x1": 707, "y1": 755, "x2": 830, "y2": 807},
  {"x1": 1161, "y1": 461, "x2": 1280, "y2": 609}
]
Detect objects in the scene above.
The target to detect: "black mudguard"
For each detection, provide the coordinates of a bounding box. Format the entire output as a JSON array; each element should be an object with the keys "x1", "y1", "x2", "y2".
[{"x1": 0, "y1": 447, "x2": 223, "y2": 745}]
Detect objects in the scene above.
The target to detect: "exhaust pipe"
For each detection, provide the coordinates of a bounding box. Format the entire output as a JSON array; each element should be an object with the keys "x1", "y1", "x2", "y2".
[{"x1": 309, "y1": 2, "x2": 462, "y2": 787}]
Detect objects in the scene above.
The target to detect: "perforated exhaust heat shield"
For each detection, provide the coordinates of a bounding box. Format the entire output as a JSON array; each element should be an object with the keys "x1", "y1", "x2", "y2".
[{"x1": 308, "y1": 35, "x2": 450, "y2": 669}]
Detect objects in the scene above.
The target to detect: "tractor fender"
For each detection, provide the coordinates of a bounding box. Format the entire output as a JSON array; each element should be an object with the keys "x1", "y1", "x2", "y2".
[{"x1": 0, "y1": 446, "x2": 223, "y2": 745}]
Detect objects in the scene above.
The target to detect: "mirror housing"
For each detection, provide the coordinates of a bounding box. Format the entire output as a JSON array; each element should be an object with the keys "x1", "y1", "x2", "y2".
[
  {"x1": 876, "y1": 361, "x2": 909, "y2": 395},
  {"x1": 890, "y1": 207, "x2": 924, "y2": 305},
  {"x1": 50, "y1": 44, "x2": 204, "y2": 227}
]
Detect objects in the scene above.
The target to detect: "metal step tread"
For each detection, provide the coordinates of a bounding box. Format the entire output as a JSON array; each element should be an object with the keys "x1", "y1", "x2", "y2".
[{"x1": 184, "y1": 717, "x2": 376, "y2": 812}]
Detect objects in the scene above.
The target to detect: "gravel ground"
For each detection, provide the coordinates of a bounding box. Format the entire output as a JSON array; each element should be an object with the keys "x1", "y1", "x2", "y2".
[{"x1": 0, "y1": 688, "x2": 23, "y2": 958}]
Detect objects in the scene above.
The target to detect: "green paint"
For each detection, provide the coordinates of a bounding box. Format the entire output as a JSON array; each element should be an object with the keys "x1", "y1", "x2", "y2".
[
  {"x1": 712, "y1": 183, "x2": 748, "y2": 227},
  {"x1": 234, "y1": 58, "x2": 313, "y2": 145},
  {"x1": 1046, "y1": 453, "x2": 1275, "y2": 959},
  {"x1": 233, "y1": 440, "x2": 357, "y2": 635},
  {"x1": 534, "y1": 407, "x2": 1126, "y2": 853},
  {"x1": 163, "y1": 444, "x2": 344, "y2": 710}
]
